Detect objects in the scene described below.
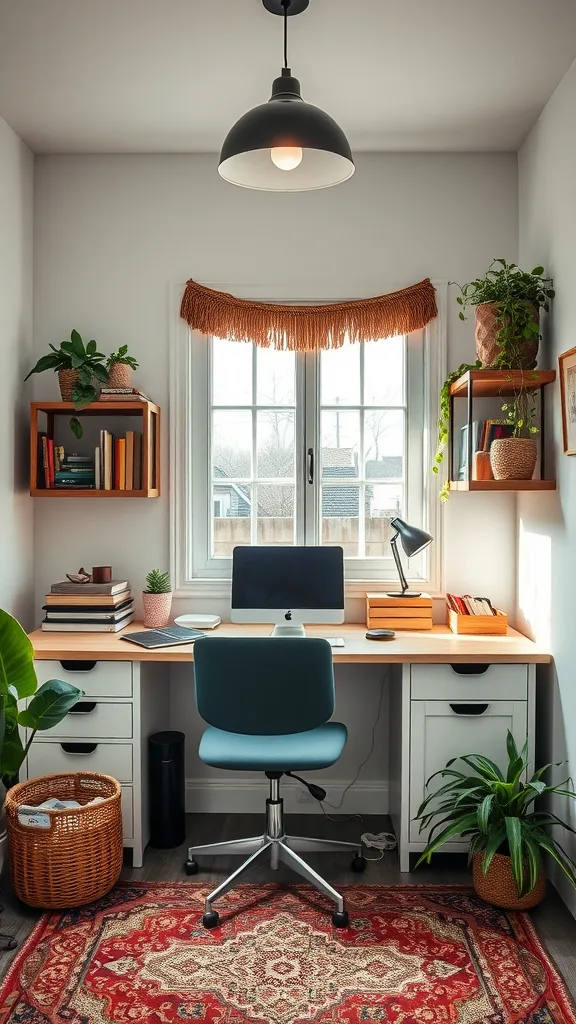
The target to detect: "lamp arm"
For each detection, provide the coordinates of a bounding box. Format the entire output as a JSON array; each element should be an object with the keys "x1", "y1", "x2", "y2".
[{"x1": 390, "y1": 534, "x2": 409, "y2": 595}]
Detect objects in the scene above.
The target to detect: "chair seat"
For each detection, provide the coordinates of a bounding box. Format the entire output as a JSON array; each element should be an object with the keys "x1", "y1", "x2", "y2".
[{"x1": 199, "y1": 722, "x2": 348, "y2": 772}]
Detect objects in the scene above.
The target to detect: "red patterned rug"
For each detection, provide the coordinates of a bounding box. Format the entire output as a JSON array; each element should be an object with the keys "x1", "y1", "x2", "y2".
[{"x1": 0, "y1": 882, "x2": 574, "y2": 1024}]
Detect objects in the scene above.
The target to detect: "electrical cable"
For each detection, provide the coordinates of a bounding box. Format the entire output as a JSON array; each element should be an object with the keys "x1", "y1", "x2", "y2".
[{"x1": 282, "y1": 0, "x2": 290, "y2": 69}]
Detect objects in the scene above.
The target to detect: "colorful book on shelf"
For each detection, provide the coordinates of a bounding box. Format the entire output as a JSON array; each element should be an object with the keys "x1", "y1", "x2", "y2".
[
  {"x1": 37, "y1": 433, "x2": 47, "y2": 489},
  {"x1": 125, "y1": 431, "x2": 134, "y2": 490},
  {"x1": 47, "y1": 439, "x2": 55, "y2": 488},
  {"x1": 446, "y1": 592, "x2": 496, "y2": 615}
]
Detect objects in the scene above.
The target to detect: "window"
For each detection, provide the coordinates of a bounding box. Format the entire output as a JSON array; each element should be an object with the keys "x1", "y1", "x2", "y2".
[{"x1": 171, "y1": 288, "x2": 445, "y2": 595}]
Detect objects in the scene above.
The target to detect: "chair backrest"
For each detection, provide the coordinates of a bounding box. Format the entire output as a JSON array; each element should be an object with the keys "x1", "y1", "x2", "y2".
[{"x1": 193, "y1": 637, "x2": 335, "y2": 735}]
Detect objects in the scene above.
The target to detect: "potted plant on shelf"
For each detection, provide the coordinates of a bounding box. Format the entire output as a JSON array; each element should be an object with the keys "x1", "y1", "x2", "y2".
[
  {"x1": 106, "y1": 345, "x2": 139, "y2": 389},
  {"x1": 415, "y1": 731, "x2": 576, "y2": 910},
  {"x1": 143, "y1": 570, "x2": 172, "y2": 628},
  {"x1": 457, "y1": 259, "x2": 554, "y2": 369},
  {"x1": 491, "y1": 380, "x2": 539, "y2": 480},
  {"x1": 24, "y1": 330, "x2": 109, "y2": 438},
  {"x1": 0, "y1": 609, "x2": 84, "y2": 879}
]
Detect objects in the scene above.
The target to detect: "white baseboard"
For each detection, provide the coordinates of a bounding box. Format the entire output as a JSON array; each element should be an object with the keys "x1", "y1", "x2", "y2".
[
  {"x1": 550, "y1": 862, "x2": 576, "y2": 920},
  {"x1": 186, "y1": 777, "x2": 389, "y2": 816}
]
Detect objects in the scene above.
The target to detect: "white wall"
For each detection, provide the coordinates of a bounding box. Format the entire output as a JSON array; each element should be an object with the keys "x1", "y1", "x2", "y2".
[
  {"x1": 33, "y1": 151, "x2": 519, "y2": 808},
  {"x1": 517, "y1": 57, "x2": 576, "y2": 914},
  {"x1": 0, "y1": 117, "x2": 34, "y2": 627}
]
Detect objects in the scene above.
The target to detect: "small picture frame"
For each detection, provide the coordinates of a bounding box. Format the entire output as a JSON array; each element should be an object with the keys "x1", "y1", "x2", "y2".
[{"x1": 559, "y1": 346, "x2": 576, "y2": 455}]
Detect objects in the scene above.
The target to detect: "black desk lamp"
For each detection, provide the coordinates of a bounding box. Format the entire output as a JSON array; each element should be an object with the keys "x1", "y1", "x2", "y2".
[{"x1": 387, "y1": 517, "x2": 433, "y2": 598}]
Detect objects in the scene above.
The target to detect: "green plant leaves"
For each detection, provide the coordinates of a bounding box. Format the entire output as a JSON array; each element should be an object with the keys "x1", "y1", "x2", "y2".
[
  {"x1": 23, "y1": 353, "x2": 62, "y2": 379},
  {"x1": 18, "y1": 679, "x2": 84, "y2": 731},
  {"x1": 0, "y1": 610, "x2": 37, "y2": 700},
  {"x1": 69, "y1": 416, "x2": 83, "y2": 440},
  {"x1": 144, "y1": 569, "x2": 171, "y2": 594}
]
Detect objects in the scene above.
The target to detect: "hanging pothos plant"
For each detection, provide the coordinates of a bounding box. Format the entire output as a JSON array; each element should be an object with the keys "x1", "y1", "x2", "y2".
[{"x1": 433, "y1": 361, "x2": 481, "y2": 502}]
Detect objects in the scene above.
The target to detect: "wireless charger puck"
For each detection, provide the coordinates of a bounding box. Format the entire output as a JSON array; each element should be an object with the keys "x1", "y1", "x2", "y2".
[{"x1": 366, "y1": 629, "x2": 396, "y2": 641}]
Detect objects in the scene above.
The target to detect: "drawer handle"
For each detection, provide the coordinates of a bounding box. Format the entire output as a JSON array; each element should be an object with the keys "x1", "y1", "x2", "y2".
[
  {"x1": 450, "y1": 703, "x2": 489, "y2": 716},
  {"x1": 60, "y1": 660, "x2": 97, "y2": 672},
  {"x1": 450, "y1": 664, "x2": 489, "y2": 676},
  {"x1": 68, "y1": 701, "x2": 97, "y2": 715},
  {"x1": 60, "y1": 742, "x2": 98, "y2": 755}
]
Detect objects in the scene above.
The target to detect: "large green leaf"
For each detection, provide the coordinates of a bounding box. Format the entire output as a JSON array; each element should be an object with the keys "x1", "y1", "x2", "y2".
[
  {"x1": 1, "y1": 689, "x2": 25, "y2": 777},
  {"x1": 505, "y1": 816, "x2": 524, "y2": 895},
  {"x1": 23, "y1": 352, "x2": 61, "y2": 379},
  {"x1": 18, "y1": 679, "x2": 83, "y2": 731},
  {"x1": 477, "y1": 793, "x2": 495, "y2": 834},
  {"x1": 0, "y1": 609, "x2": 37, "y2": 699}
]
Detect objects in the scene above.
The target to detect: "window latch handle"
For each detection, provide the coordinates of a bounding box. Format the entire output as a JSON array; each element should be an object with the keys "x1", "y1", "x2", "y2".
[{"x1": 307, "y1": 448, "x2": 314, "y2": 485}]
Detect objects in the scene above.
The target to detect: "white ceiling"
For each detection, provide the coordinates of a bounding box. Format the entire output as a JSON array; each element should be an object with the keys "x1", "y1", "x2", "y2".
[{"x1": 1, "y1": 0, "x2": 575, "y2": 154}]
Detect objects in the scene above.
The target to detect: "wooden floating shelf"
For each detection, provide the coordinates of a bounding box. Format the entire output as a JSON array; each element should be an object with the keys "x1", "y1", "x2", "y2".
[
  {"x1": 450, "y1": 479, "x2": 556, "y2": 492},
  {"x1": 30, "y1": 400, "x2": 160, "y2": 498},
  {"x1": 450, "y1": 369, "x2": 556, "y2": 398}
]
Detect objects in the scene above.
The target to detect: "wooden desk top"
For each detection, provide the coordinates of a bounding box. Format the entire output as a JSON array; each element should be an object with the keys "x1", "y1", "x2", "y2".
[{"x1": 29, "y1": 622, "x2": 551, "y2": 665}]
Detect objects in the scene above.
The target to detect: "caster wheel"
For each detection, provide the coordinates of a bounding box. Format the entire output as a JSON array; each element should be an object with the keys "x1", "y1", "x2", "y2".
[
  {"x1": 184, "y1": 859, "x2": 199, "y2": 876},
  {"x1": 332, "y1": 910, "x2": 349, "y2": 928},
  {"x1": 202, "y1": 910, "x2": 220, "y2": 929},
  {"x1": 351, "y1": 855, "x2": 367, "y2": 873}
]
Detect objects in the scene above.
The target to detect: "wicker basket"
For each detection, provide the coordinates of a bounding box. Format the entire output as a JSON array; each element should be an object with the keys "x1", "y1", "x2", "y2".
[
  {"x1": 475, "y1": 301, "x2": 539, "y2": 368},
  {"x1": 107, "y1": 362, "x2": 132, "y2": 389},
  {"x1": 58, "y1": 368, "x2": 80, "y2": 401},
  {"x1": 490, "y1": 437, "x2": 537, "y2": 480},
  {"x1": 5, "y1": 773, "x2": 123, "y2": 909},
  {"x1": 472, "y1": 851, "x2": 546, "y2": 909}
]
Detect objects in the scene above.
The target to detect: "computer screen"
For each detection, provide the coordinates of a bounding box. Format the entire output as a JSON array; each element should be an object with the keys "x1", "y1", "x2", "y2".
[{"x1": 231, "y1": 546, "x2": 344, "y2": 632}]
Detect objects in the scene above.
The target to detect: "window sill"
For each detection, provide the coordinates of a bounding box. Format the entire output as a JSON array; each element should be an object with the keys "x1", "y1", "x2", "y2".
[{"x1": 175, "y1": 578, "x2": 443, "y2": 600}]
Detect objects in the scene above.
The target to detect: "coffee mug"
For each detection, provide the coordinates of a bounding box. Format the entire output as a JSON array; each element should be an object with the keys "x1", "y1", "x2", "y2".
[{"x1": 92, "y1": 565, "x2": 112, "y2": 583}]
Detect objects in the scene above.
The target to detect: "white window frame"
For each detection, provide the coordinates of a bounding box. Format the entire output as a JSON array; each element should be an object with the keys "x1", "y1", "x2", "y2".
[{"x1": 170, "y1": 282, "x2": 446, "y2": 598}]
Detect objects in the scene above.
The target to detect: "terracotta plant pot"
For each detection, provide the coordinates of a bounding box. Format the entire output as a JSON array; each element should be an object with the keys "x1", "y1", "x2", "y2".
[
  {"x1": 142, "y1": 591, "x2": 172, "y2": 628},
  {"x1": 108, "y1": 363, "x2": 132, "y2": 389},
  {"x1": 475, "y1": 301, "x2": 539, "y2": 369},
  {"x1": 58, "y1": 368, "x2": 80, "y2": 402},
  {"x1": 490, "y1": 437, "x2": 537, "y2": 480},
  {"x1": 473, "y1": 852, "x2": 546, "y2": 909}
]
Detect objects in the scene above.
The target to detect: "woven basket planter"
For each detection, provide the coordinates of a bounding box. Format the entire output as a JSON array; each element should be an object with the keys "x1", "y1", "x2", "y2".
[
  {"x1": 473, "y1": 852, "x2": 546, "y2": 909},
  {"x1": 143, "y1": 591, "x2": 172, "y2": 628},
  {"x1": 108, "y1": 362, "x2": 132, "y2": 389},
  {"x1": 490, "y1": 437, "x2": 537, "y2": 480},
  {"x1": 58, "y1": 368, "x2": 80, "y2": 401},
  {"x1": 475, "y1": 301, "x2": 539, "y2": 368},
  {"x1": 5, "y1": 772, "x2": 122, "y2": 909}
]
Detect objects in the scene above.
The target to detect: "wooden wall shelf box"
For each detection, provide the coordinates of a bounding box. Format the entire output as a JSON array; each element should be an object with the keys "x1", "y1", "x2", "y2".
[
  {"x1": 447, "y1": 606, "x2": 508, "y2": 636},
  {"x1": 30, "y1": 401, "x2": 160, "y2": 498},
  {"x1": 447, "y1": 369, "x2": 556, "y2": 493},
  {"x1": 366, "y1": 592, "x2": 433, "y2": 631}
]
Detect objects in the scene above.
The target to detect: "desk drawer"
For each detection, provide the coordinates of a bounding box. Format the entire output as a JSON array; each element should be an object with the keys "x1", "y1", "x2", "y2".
[
  {"x1": 28, "y1": 741, "x2": 133, "y2": 783},
  {"x1": 35, "y1": 660, "x2": 132, "y2": 698},
  {"x1": 45, "y1": 701, "x2": 133, "y2": 740},
  {"x1": 410, "y1": 663, "x2": 528, "y2": 701}
]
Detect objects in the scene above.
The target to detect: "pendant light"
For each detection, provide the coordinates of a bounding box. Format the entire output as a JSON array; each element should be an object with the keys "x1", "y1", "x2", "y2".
[{"x1": 218, "y1": 0, "x2": 354, "y2": 191}]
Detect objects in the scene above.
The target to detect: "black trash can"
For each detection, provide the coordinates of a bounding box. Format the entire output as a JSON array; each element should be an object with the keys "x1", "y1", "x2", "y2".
[{"x1": 148, "y1": 731, "x2": 186, "y2": 848}]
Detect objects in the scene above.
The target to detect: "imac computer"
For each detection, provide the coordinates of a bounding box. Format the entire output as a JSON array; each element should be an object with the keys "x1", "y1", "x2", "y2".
[{"x1": 231, "y1": 545, "x2": 344, "y2": 638}]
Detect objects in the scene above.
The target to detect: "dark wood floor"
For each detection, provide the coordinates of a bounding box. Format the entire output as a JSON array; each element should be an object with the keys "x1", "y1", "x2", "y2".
[{"x1": 1, "y1": 812, "x2": 576, "y2": 998}]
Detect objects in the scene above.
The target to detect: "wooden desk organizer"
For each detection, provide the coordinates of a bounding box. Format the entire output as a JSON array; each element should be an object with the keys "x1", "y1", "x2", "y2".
[
  {"x1": 447, "y1": 606, "x2": 508, "y2": 635},
  {"x1": 367, "y1": 593, "x2": 433, "y2": 630}
]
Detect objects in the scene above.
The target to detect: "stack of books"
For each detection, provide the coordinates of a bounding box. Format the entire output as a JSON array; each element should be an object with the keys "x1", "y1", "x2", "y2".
[
  {"x1": 446, "y1": 593, "x2": 497, "y2": 615},
  {"x1": 96, "y1": 430, "x2": 142, "y2": 490},
  {"x1": 99, "y1": 387, "x2": 151, "y2": 402},
  {"x1": 42, "y1": 579, "x2": 134, "y2": 632},
  {"x1": 55, "y1": 453, "x2": 95, "y2": 489},
  {"x1": 446, "y1": 593, "x2": 508, "y2": 635}
]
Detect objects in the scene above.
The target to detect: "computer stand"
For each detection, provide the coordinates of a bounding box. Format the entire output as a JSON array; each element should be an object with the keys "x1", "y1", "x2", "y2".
[{"x1": 271, "y1": 624, "x2": 306, "y2": 638}]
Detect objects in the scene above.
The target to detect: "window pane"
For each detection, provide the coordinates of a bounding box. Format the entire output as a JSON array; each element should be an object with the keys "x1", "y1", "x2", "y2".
[
  {"x1": 320, "y1": 340, "x2": 360, "y2": 405},
  {"x1": 321, "y1": 485, "x2": 359, "y2": 556},
  {"x1": 257, "y1": 410, "x2": 295, "y2": 479},
  {"x1": 256, "y1": 485, "x2": 295, "y2": 545},
  {"x1": 321, "y1": 410, "x2": 360, "y2": 479},
  {"x1": 212, "y1": 485, "x2": 251, "y2": 556},
  {"x1": 363, "y1": 335, "x2": 404, "y2": 406},
  {"x1": 365, "y1": 485, "x2": 404, "y2": 556},
  {"x1": 213, "y1": 410, "x2": 252, "y2": 479},
  {"x1": 256, "y1": 347, "x2": 295, "y2": 406},
  {"x1": 212, "y1": 337, "x2": 252, "y2": 405},
  {"x1": 364, "y1": 410, "x2": 404, "y2": 479}
]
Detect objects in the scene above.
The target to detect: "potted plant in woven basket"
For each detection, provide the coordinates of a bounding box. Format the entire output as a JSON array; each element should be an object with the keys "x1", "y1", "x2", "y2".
[
  {"x1": 106, "y1": 345, "x2": 139, "y2": 389},
  {"x1": 457, "y1": 259, "x2": 554, "y2": 368},
  {"x1": 143, "y1": 570, "x2": 172, "y2": 628},
  {"x1": 25, "y1": 330, "x2": 109, "y2": 438},
  {"x1": 0, "y1": 610, "x2": 84, "y2": 884},
  {"x1": 490, "y1": 379, "x2": 539, "y2": 480},
  {"x1": 415, "y1": 731, "x2": 576, "y2": 910}
]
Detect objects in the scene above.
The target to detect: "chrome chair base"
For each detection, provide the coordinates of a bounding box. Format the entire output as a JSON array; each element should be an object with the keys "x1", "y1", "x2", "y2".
[{"x1": 185, "y1": 777, "x2": 365, "y2": 928}]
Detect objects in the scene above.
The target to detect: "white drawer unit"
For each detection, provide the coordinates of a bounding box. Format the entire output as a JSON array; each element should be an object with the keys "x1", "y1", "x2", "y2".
[
  {"x1": 34, "y1": 660, "x2": 132, "y2": 698},
  {"x1": 409, "y1": 699, "x2": 528, "y2": 843},
  {"x1": 28, "y1": 740, "x2": 134, "y2": 782},
  {"x1": 410, "y1": 663, "x2": 528, "y2": 701},
  {"x1": 46, "y1": 701, "x2": 133, "y2": 740}
]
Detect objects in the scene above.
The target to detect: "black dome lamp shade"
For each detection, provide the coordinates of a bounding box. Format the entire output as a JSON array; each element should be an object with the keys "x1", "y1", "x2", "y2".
[{"x1": 218, "y1": 0, "x2": 354, "y2": 191}]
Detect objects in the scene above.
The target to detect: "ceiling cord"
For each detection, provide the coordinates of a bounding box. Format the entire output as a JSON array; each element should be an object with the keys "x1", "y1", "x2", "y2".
[{"x1": 282, "y1": 0, "x2": 290, "y2": 69}]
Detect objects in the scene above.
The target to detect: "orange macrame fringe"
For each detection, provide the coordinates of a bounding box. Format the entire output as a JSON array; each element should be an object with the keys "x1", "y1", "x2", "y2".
[{"x1": 180, "y1": 278, "x2": 437, "y2": 351}]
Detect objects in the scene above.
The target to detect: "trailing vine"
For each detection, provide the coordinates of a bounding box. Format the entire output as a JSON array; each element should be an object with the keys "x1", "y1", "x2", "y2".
[{"x1": 433, "y1": 361, "x2": 481, "y2": 502}]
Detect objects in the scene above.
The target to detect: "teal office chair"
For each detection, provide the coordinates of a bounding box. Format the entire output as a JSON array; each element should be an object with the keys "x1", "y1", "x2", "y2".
[{"x1": 185, "y1": 637, "x2": 366, "y2": 928}]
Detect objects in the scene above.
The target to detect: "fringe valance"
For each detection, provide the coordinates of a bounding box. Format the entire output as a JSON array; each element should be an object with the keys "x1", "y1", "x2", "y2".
[{"x1": 180, "y1": 278, "x2": 437, "y2": 351}]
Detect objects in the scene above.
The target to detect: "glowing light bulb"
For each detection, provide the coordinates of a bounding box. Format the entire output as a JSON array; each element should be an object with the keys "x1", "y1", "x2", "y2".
[{"x1": 270, "y1": 146, "x2": 303, "y2": 171}]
